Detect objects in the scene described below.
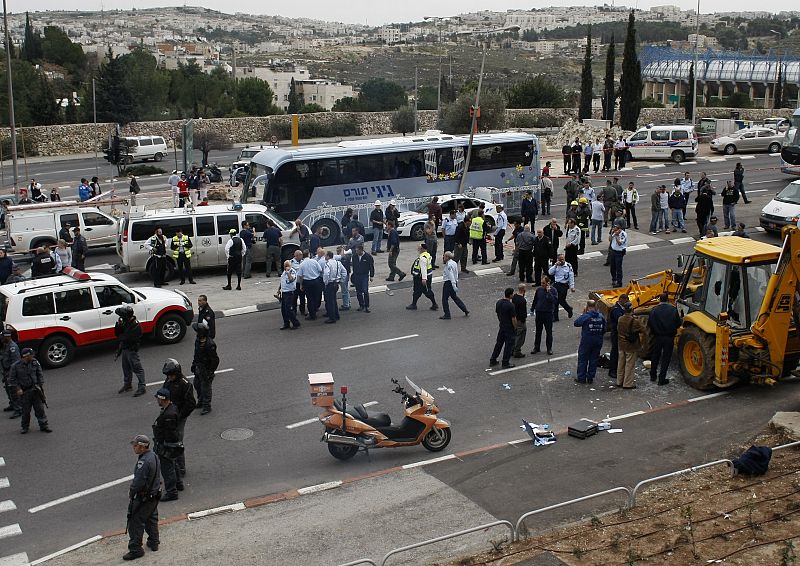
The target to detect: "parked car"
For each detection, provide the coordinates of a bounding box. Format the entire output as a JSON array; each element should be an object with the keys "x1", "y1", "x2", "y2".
[
  {"x1": 395, "y1": 194, "x2": 499, "y2": 240},
  {"x1": 6, "y1": 202, "x2": 118, "y2": 251},
  {"x1": 711, "y1": 128, "x2": 784, "y2": 155},
  {"x1": 1, "y1": 269, "x2": 193, "y2": 368},
  {"x1": 759, "y1": 179, "x2": 800, "y2": 233}
]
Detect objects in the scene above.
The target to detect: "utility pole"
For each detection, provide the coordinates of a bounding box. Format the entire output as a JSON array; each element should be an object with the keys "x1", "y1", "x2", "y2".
[
  {"x1": 414, "y1": 67, "x2": 418, "y2": 135},
  {"x1": 92, "y1": 78, "x2": 99, "y2": 178},
  {"x1": 3, "y1": 0, "x2": 18, "y2": 197},
  {"x1": 691, "y1": 0, "x2": 700, "y2": 127},
  {"x1": 437, "y1": 56, "x2": 441, "y2": 115}
]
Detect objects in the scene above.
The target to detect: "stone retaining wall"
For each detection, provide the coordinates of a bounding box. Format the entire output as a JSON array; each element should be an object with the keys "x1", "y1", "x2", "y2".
[{"x1": 1, "y1": 107, "x2": 794, "y2": 157}]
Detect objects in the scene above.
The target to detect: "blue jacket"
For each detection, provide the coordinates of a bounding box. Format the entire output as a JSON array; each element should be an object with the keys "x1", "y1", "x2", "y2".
[
  {"x1": 78, "y1": 184, "x2": 92, "y2": 201},
  {"x1": 574, "y1": 310, "x2": 606, "y2": 340}
]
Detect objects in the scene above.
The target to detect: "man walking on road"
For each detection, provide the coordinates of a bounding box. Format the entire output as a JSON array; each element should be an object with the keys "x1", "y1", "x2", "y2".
[
  {"x1": 370, "y1": 200, "x2": 385, "y2": 254},
  {"x1": 680, "y1": 172, "x2": 695, "y2": 219},
  {"x1": 161, "y1": 359, "x2": 195, "y2": 481},
  {"x1": 607, "y1": 293, "x2": 628, "y2": 381},
  {"x1": 492, "y1": 205, "x2": 508, "y2": 262},
  {"x1": 239, "y1": 221, "x2": 255, "y2": 279},
  {"x1": 549, "y1": 254, "x2": 575, "y2": 321},
  {"x1": 470, "y1": 210, "x2": 488, "y2": 265},
  {"x1": 1, "y1": 329, "x2": 21, "y2": 418},
  {"x1": 297, "y1": 250, "x2": 323, "y2": 319},
  {"x1": 125, "y1": 435, "x2": 161, "y2": 561},
  {"x1": 223, "y1": 229, "x2": 243, "y2": 291},
  {"x1": 191, "y1": 321, "x2": 219, "y2": 415},
  {"x1": 515, "y1": 224, "x2": 535, "y2": 283},
  {"x1": 531, "y1": 276, "x2": 558, "y2": 355},
  {"x1": 573, "y1": 300, "x2": 606, "y2": 384},
  {"x1": 490, "y1": 287, "x2": 517, "y2": 369},
  {"x1": 533, "y1": 228, "x2": 552, "y2": 286},
  {"x1": 351, "y1": 244, "x2": 374, "y2": 313},
  {"x1": 152, "y1": 387, "x2": 181, "y2": 502},
  {"x1": 385, "y1": 221, "x2": 406, "y2": 282},
  {"x1": 196, "y1": 295, "x2": 216, "y2": 339},
  {"x1": 454, "y1": 216, "x2": 471, "y2": 273},
  {"x1": 442, "y1": 210, "x2": 458, "y2": 253},
  {"x1": 407, "y1": 243, "x2": 437, "y2": 311},
  {"x1": 323, "y1": 251, "x2": 346, "y2": 323},
  {"x1": 8, "y1": 347, "x2": 52, "y2": 434},
  {"x1": 279, "y1": 260, "x2": 301, "y2": 330},
  {"x1": 647, "y1": 293, "x2": 681, "y2": 386},
  {"x1": 609, "y1": 224, "x2": 628, "y2": 288},
  {"x1": 564, "y1": 218, "x2": 581, "y2": 276},
  {"x1": 511, "y1": 284, "x2": 528, "y2": 358},
  {"x1": 440, "y1": 251, "x2": 469, "y2": 320},
  {"x1": 616, "y1": 302, "x2": 645, "y2": 389},
  {"x1": 734, "y1": 163, "x2": 749, "y2": 204},
  {"x1": 115, "y1": 306, "x2": 146, "y2": 397},
  {"x1": 263, "y1": 220, "x2": 283, "y2": 277}
]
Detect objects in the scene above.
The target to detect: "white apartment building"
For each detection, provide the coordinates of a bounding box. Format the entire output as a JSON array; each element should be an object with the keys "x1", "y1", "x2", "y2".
[
  {"x1": 235, "y1": 65, "x2": 311, "y2": 111},
  {"x1": 380, "y1": 26, "x2": 401, "y2": 45},
  {"x1": 296, "y1": 79, "x2": 354, "y2": 110},
  {"x1": 504, "y1": 11, "x2": 558, "y2": 32}
]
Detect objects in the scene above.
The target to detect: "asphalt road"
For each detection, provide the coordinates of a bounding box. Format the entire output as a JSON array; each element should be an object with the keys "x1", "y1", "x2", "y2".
[{"x1": 0, "y1": 150, "x2": 796, "y2": 563}]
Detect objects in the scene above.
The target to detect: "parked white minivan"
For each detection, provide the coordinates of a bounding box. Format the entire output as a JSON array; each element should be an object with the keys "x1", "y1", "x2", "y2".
[
  {"x1": 117, "y1": 204, "x2": 301, "y2": 279},
  {"x1": 120, "y1": 136, "x2": 168, "y2": 164},
  {"x1": 759, "y1": 180, "x2": 800, "y2": 233},
  {"x1": 6, "y1": 202, "x2": 118, "y2": 251},
  {"x1": 626, "y1": 124, "x2": 698, "y2": 164}
]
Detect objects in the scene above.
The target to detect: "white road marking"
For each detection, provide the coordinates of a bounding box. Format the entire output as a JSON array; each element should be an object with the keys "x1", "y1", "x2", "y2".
[
  {"x1": 747, "y1": 189, "x2": 768, "y2": 193},
  {"x1": 221, "y1": 305, "x2": 259, "y2": 317},
  {"x1": 187, "y1": 502, "x2": 245, "y2": 520},
  {"x1": 474, "y1": 266, "x2": 503, "y2": 276},
  {"x1": 682, "y1": 161, "x2": 697, "y2": 165},
  {"x1": 578, "y1": 251, "x2": 603, "y2": 259},
  {"x1": 708, "y1": 157, "x2": 727, "y2": 162},
  {"x1": 0, "y1": 553, "x2": 29, "y2": 566},
  {"x1": 508, "y1": 438, "x2": 530, "y2": 445},
  {"x1": 739, "y1": 155, "x2": 756, "y2": 159},
  {"x1": 340, "y1": 334, "x2": 418, "y2": 350},
  {"x1": 749, "y1": 179, "x2": 781, "y2": 185},
  {"x1": 687, "y1": 391, "x2": 729, "y2": 402},
  {"x1": 368, "y1": 285, "x2": 388, "y2": 293},
  {"x1": 0, "y1": 478, "x2": 8, "y2": 489},
  {"x1": 488, "y1": 352, "x2": 578, "y2": 376},
  {"x1": 647, "y1": 164, "x2": 666, "y2": 169},
  {"x1": 28, "y1": 475, "x2": 134, "y2": 514},
  {"x1": 29, "y1": 536, "x2": 102, "y2": 565},
  {"x1": 670, "y1": 237, "x2": 696, "y2": 245},
  {"x1": 145, "y1": 367, "x2": 234, "y2": 387},
  {"x1": 286, "y1": 401, "x2": 378, "y2": 429},
  {"x1": 755, "y1": 227, "x2": 766, "y2": 232},
  {"x1": 401, "y1": 454, "x2": 456, "y2": 469},
  {"x1": 608, "y1": 410, "x2": 646, "y2": 421},
  {"x1": 0, "y1": 457, "x2": 4, "y2": 467},
  {"x1": 769, "y1": 152, "x2": 781, "y2": 157},
  {"x1": 0, "y1": 524, "x2": 21, "y2": 540},
  {"x1": 85, "y1": 263, "x2": 114, "y2": 271},
  {"x1": 297, "y1": 481, "x2": 342, "y2": 495},
  {"x1": 0, "y1": 500, "x2": 16, "y2": 513},
  {"x1": 644, "y1": 176, "x2": 682, "y2": 183},
  {"x1": 626, "y1": 244, "x2": 650, "y2": 252}
]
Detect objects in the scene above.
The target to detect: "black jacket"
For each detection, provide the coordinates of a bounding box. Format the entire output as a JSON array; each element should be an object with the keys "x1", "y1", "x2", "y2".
[
  {"x1": 192, "y1": 337, "x2": 218, "y2": 371},
  {"x1": 115, "y1": 318, "x2": 142, "y2": 351},
  {"x1": 455, "y1": 223, "x2": 470, "y2": 246},
  {"x1": 543, "y1": 225, "x2": 562, "y2": 254},
  {"x1": 152, "y1": 403, "x2": 180, "y2": 444},
  {"x1": 351, "y1": 252, "x2": 375, "y2": 277},
  {"x1": 31, "y1": 251, "x2": 56, "y2": 277},
  {"x1": 648, "y1": 302, "x2": 682, "y2": 337},
  {"x1": 8, "y1": 358, "x2": 44, "y2": 389},
  {"x1": 533, "y1": 236, "x2": 552, "y2": 260},
  {"x1": 197, "y1": 305, "x2": 216, "y2": 339},
  {"x1": 162, "y1": 375, "x2": 196, "y2": 420}
]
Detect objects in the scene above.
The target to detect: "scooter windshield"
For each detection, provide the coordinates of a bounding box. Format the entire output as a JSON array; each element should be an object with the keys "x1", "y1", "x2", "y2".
[{"x1": 405, "y1": 377, "x2": 431, "y2": 400}]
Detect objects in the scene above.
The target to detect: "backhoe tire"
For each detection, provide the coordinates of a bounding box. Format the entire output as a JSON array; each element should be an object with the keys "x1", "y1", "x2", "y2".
[{"x1": 678, "y1": 326, "x2": 717, "y2": 390}]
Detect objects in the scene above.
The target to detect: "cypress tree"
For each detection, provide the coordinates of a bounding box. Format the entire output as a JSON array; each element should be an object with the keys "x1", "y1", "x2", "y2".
[
  {"x1": 287, "y1": 77, "x2": 301, "y2": 113},
  {"x1": 578, "y1": 25, "x2": 593, "y2": 121},
  {"x1": 684, "y1": 63, "x2": 695, "y2": 120},
  {"x1": 22, "y1": 13, "x2": 41, "y2": 62},
  {"x1": 774, "y1": 60, "x2": 784, "y2": 109},
  {"x1": 619, "y1": 11, "x2": 643, "y2": 131},
  {"x1": 602, "y1": 35, "x2": 615, "y2": 122}
]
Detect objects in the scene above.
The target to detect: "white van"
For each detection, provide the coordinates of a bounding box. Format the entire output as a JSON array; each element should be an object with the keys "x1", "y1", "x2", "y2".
[
  {"x1": 6, "y1": 202, "x2": 118, "y2": 251},
  {"x1": 120, "y1": 136, "x2": 168, "y2": 164},
  {"x1": 759, "y1": 180, "x2": 800, "y2": 233},
  {"x1": 626, "y1": 124, "x2": 698, "y2": 164},
  {"x1": 117, "y1": 204, "x2": 301, "y2": 278}
]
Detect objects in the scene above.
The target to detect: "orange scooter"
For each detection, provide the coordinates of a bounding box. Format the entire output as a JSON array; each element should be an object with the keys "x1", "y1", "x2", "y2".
[{"x1": 319, "y1": 377, "x2": 451, "y2": 460}]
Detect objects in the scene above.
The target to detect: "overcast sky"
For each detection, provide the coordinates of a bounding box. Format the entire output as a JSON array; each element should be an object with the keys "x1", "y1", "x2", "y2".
[{"x1": 12, "y1": 1, "x2": 797, "y2": 25}]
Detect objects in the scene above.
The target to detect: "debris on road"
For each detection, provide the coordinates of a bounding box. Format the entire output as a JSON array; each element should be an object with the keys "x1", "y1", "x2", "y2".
[{"x1": 521, "y1": 419, "x2": 557, "y2": 446}]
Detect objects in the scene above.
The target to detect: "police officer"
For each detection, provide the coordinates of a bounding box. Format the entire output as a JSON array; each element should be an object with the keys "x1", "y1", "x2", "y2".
[
  {"x1": 573, "y1": 300, "x2": 606, "y2": 384},
  {"x1": 125, "y1": 434, "x2": 161, "y2": 560},
  {"x1": 31, "y1": 245, "x2": 57, "y2": 277},
  {"x1": 161, "y1": 359, "x2": 196, "y2": 481},
  {"x1": 145, "y1": 227, "x2": 168, "y2": 287},
  {"x1": 1, "y1": 329, "x2": 21, "y2": 418},
  {"x1": 223, "y1": 229, "x2": 243, "y2": 291},
  {"x1": 152, "y1": 387, "x2": 181, "y2": 502},
  {"x1": 114, "y1": 306, "x2": 146, "y2": 396},
  {"x1": 470, "y1": 210, "x2": 488, "y2": 265},
  {"x1": 490, "y1": 287, "x2": 517, "y2": 369},
  {"x1": 531, "y1": 276, "x2": 558, "y2": 355},
  {"x1": 170, "y1": 227, "x2": 195, "y2": 285},
  {"x1": 647, "y1": 293, "x2": 682, "y2": 385},
  {"x1": 191, "y1": 321, "x2": 219, "y2": 415},
  {"x1": 8, "y1": 347, "x2": 52, "y2": 433},
  {"x1": 406, "y1": 243, "x2": 437, "y2": 311},
  {"x1": 607, "y1": 294, "x2": 629, "y2": 381},
  {"x1": 323, "y1": 250, "x2": 346, "y2": 323},
  {"x1": 548, "y1": 254, "x2": 575, "y2": 321},
  {"x1": 196, "y1": 295, "x2": 216, "y2": 339}
]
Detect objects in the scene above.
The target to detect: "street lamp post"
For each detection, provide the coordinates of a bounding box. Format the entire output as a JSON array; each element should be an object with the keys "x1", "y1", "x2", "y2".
[
  {"x1": 458, "y1": 25, "x2": 519, "y2": 195},
  {"x1": 3, "y1": 0, "x2": 18, "y2": 197},
  {"x1": 690, "y1": 0, "x2": 700, "y2": 127}
]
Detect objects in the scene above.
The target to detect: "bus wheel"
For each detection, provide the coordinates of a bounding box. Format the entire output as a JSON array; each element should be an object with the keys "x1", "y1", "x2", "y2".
[
  {"x1": 313, "y1": 219, "x2": 340, "y2": 248},
  {"x1": 281, "y1": 245, "x2": 299, "y2": 263}
]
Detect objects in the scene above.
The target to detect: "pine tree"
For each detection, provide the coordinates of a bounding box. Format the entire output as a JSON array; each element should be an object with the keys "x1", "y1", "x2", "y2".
[
  {"x1": 774, "y1": 60, "x2": 784, "y2": 109},
  {"x1": 619, "y1": 11, "x2": 643, "y2": 131},
  {"x1": 29, "y1": 72, "x2": 60, "y2": 125},
  {"x1": 684, "y1": 63, "x2": 695, "y2": 120},
  {"x1": 579, "y1": 26, "x2": 593, "y2": 121},
  {"x1": 21, "y1": 13, "x2": 42, "y2": 62},
  {"x1": 64, "y1": 96, "x2": 78, "y2": 124},
  {"x1": 287, "y1": 77, "x2": 301, "y2": 114},
  {"x1": 602, "y1": 35, "x2": 615, "y2": 122},
  {"x1": 95, "y1": 48, "x2": 135, "y2": 125}
]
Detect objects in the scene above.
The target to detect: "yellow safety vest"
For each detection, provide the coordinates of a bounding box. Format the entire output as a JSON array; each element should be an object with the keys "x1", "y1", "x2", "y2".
[
  {"x1": 411, "y1": 252, "x2": 432, "y2": 277},
  {"x1": 469, "y1": 217, "x2": 485, "y2": 240},
  {"x1": 171, "y1": 235, "x2": 192, "y2": 259}
]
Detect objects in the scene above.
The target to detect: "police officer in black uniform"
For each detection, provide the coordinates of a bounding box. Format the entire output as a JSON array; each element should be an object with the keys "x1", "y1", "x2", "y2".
[
  {"x1": 161, "y1": 359, "x2": 196, "y2": 482},
  {"x1": 152, "y1": 387, "x2": 181, "y2": 502},
  {"x1": 191, "y1": 321, "x2": 219, "y2": 415},
  {"x1": 8, "y1": 348, "x2": 52, "y2": 433},
  {"x1": 647, "y1": 293, "x2": 682, "y2": 385},
  {"x1": 31, "y1": 246, "x2": 57, "y2": 277},
  {"x1": 608, "y1": 294, "x2": 629, "y2": 380},
  {"x1": 196, "y1": 295, "x2": 216, "y2": 339},
  {"x1": 114, "y1": 306, "x2": 146, "y2": 396},
  {"x1": 1, "y1": 329, "x2": 21, "y2": 418},
  {"x1": 125, "y1": 434, "x2": 161, "y2": 560}
]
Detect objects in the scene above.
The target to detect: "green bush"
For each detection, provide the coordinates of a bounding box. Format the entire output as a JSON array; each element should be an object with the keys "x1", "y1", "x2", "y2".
[
  {"x1": 123, "y1": 164, "x2": 167, "y2": 176},
  {"x1": 272, "y1": 115, "x2": 360, "y2": 140},
  {"x1": 640, "y1": 97, "x2": 665, "y2": 108}
]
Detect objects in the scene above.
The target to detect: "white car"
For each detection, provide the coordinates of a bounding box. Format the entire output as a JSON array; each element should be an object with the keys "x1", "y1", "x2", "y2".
[
  {"x1": 395, "y1": 194, "x2": 499, "y2": 240},
  {"x1": 760, "y1": 180, "x2": 800, "y2": 233},
  {"x1": 2, "y1": 269, "x2": 194, "y2": 368}
]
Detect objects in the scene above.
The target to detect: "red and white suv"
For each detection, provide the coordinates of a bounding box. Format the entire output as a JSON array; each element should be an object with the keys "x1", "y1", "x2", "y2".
[{"x1": 1, "y1": 268, "x2": 194, "y2": 368}]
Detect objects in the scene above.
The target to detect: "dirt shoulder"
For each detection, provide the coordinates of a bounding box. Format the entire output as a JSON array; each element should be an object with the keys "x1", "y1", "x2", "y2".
[{"x1": 444, "y1": 429, "x2": 800, "y2": 566}]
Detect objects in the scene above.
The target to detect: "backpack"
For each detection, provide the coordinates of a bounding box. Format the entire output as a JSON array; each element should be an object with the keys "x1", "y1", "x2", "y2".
[{"x1": 732, "y1": 446, "x2": 772, "y2": 476}]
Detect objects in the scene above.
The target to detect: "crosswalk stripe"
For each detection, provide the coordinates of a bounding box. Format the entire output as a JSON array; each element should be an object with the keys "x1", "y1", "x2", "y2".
[
  {"x1": 0, "y1": 478, "x2": 8, "y2": 489},
  {"x1": 0, "y1": 458, "x2": 4, "y2": 467},
  {"x1": 0, "y1": 501, "x2": 15, "y2": 513},
  {"x1": 0, "y1": 524, "x2": 21, "y2": 539},
  {"x1": 0, "y1": 553, "x2": 29, "y2": 566}
]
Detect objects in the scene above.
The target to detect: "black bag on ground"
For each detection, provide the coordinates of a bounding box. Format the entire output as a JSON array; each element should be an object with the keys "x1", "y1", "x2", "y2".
[
  {"x1": 732, "y1": 445, "x2": 772, "y2": 475},
  {"x1": 568, "y1": 419, "x2": 598, "y2": 439}
]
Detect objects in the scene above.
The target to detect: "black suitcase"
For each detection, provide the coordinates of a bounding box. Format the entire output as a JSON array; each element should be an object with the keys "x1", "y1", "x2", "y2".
[{"x1": 568, "y1": 418, "x2": 598, "y2": 439}]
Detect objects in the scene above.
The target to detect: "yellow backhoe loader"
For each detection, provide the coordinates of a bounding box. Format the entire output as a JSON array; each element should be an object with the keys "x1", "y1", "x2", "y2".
[{"x1": 592, "y1": 227, "x2": 800, "y2": 390}]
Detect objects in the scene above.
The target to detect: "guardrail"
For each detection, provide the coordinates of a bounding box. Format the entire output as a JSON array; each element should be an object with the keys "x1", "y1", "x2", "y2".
[
  {"x1": 336, "y1": 559, "x2": 377, "y2": 566},
  {"x1": 629, "y1": 459, "x2": 734, "y2": 508}
]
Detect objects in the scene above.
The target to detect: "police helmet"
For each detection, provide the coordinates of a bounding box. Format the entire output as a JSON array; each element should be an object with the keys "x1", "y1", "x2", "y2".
[
  {"x1": 115, "y1": 305, "x2": 134, "y2": 318},
  {"x1": 191, "y1": 320, "x2": 209, "y2": 335},
  {"x1": 162, "y1": 358, "x2": 182, "y2": 375}
]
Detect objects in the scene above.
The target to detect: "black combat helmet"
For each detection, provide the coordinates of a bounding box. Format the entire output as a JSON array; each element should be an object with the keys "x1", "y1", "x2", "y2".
[{"x1": 162, "y1": 358, "x2": 181, "y2": 375}]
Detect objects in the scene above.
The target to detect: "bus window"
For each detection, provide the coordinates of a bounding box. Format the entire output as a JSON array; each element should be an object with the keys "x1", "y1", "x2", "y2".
[
  {"x1": 436, "y1": 148, "x2": 455, "y2": 174},
  {"x1": 468, "y1": 142, "x2": 534, "y2": 172},
  {"x1": 269, "y1": 162, "x2": 316, "y2": 218}
]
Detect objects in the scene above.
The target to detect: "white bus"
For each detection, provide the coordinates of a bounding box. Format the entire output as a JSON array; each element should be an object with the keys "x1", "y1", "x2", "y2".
[
  {"x1": 240, "y1": 130, "x2": 540, "y2": 246},
  {"x1": 780, "y1": 109, "x2": 800, "y2": 176}
]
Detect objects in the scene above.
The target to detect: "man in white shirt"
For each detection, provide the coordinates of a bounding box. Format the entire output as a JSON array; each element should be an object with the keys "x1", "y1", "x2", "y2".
[
  {"x1": 440, "y1": 251, "x2": 469, "y2": 320},
  {"x1": 492, "y1": 205, "x2": 508, "y2": 263},
  {"x1": 289, "y1": 250, "x2": 306, "y2": 316},
  {"x1": 590, "y1": 199, "x2": 605, "y2": 245},
  {"x1": 564, "y1": 218, "x2": 581, "y2": 276},
  {"x1": 322, "y1": 251, "x2": 346, "y2": 324},
  {"x1": 609, "y1": 225, "x2": 628, "y2": 288},
  {"x1": 168, "y1": 171, "x2": 180, "y2": 208},
  {"x1": 442, "y1": 210, "x2": 459, "y2": 253},
  {"x1": 679, "y1": 172, "x2": 695, "y2": 219},
  {"x1": 279, "y1": 260, "x2": 301, "y2": 330}
]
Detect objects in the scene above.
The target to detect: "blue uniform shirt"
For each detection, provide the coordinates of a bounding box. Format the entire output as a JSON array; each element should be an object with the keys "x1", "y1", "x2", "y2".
[
  {"x1": 573, "y1": 310, "x2": 606, "y2": 340},
  {"x1": 264, "y1": 227, "x2": 282, "y2": 247}
]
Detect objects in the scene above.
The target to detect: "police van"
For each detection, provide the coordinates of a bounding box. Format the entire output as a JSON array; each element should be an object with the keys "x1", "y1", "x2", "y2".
[
  {"x1": 626, "y1": 124, "x2": 698, "y2": 164},
  {"x1": 117, "y1": 204, "x2": 301, "y2": 279},
  {"x1": 6, "y1": 202, "x2": 118, "y2": 251}
]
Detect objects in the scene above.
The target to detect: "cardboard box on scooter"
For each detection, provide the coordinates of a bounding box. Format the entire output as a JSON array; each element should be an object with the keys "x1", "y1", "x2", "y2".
[{"x1": 309, "y1": 372, "x2": 335, "y2": 407}]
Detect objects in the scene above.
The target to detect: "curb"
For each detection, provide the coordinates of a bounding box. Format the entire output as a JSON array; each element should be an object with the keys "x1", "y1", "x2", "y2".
[{"x1": 35, "y1": 390, "x2": 733, "y2": 564}]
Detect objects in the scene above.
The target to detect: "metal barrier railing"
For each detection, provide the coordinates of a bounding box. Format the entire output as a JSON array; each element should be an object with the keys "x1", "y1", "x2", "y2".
[
  {"x1": 379, "y1": 520, "x2": 515, "y2": 566},
  {"x1": 336, "y1": 559, "x2": 378, "y2": 566},
  {"x1": 772, "y1": 440, "x2": 800, "y2": 452},
  {"x1": 514, "y1": 486, "x2": 632, "y2": 539},
  {"x1": 629, "y1": 459, "x2": 734, "y2": 508}
]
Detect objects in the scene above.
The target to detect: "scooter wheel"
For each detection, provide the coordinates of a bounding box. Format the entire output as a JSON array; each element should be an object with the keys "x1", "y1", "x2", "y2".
[
  {"x1": 422, "y1": 427, "x2": 451, "y2": 452},
  {"x1": 328, "y1": 442, "x2": 358, "y2": 461}
]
